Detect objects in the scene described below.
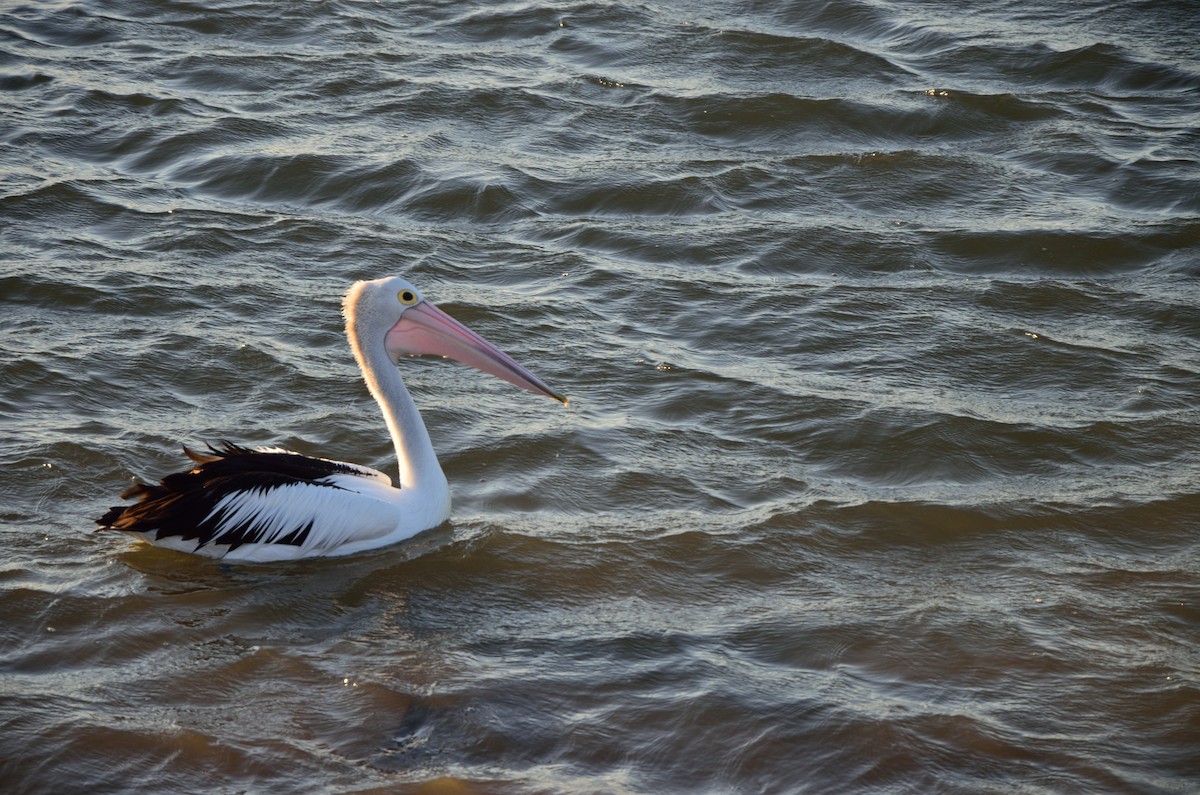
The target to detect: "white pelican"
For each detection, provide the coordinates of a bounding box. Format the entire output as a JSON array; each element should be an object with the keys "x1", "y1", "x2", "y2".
[{"x1": 97, "y1": 276, "x2": 566, "y2": 562}]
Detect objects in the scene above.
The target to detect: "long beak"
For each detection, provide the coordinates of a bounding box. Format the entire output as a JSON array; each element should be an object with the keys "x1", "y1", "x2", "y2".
[{"x1": 385, "y1": 300, "x2": 567, "y2": 404}]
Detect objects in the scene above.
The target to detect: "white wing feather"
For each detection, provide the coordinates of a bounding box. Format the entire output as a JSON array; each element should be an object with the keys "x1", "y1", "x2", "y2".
[{"x1": 204, "y1": 474, "x2": 404, "y2": 557}]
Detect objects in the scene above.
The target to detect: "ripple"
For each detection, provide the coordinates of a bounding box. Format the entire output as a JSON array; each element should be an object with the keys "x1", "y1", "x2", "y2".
[
  {"x1": 4, "y1": 0, "x2": 1200, "y2": 792},
  {"x1": 923, "y1": 224, "x2": 1196, "y2": 276},
  {"x1": 706, "y1": 27, "x2": 914, "y2": 85}
]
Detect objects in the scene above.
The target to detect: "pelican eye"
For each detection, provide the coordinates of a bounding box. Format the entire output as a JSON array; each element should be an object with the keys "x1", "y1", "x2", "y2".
[{"x1": 398, "y1": 289, "x2": 418, "y2": 305}]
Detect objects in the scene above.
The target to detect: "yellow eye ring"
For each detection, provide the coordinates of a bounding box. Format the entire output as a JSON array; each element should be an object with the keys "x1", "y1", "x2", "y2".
[{"x1": 398, "y1": 289, "x2": 418, "y2": 305}]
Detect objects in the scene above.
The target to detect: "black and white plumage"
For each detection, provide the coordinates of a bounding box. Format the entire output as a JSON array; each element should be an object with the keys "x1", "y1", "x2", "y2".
[{"x1": 97, "y1": 276, "x2": 566, "y2": 562}]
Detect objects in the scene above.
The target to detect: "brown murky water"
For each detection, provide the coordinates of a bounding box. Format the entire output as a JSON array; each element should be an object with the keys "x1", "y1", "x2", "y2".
[{"x1": 2, "y1": 1, "x2": 1198, "y2": 792}]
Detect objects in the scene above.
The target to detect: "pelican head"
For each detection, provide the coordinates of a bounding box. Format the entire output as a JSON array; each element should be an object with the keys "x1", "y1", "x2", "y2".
[{"x1": 344, "y1": 276, "x2": 567, "y2": 404}]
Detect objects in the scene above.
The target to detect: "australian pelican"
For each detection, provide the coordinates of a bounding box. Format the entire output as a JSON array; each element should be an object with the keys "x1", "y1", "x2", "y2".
[{"x1": 97, "y1": 276, "x2": 565, "y2": 562}]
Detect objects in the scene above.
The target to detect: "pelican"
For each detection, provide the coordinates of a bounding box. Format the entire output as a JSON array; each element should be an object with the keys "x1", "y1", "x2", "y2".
[{"x1": 97, "y1": 276, "x2": 566, "y2": 562}]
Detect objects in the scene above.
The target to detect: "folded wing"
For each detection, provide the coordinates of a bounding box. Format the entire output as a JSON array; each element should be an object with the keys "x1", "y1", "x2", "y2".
[{"x1": 98, "y1": 444, "x2": 402, "y2": 559}]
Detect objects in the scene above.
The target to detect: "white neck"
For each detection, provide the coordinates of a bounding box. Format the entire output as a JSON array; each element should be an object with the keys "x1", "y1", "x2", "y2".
[{"x1": 346, "y1": 312, "x2": 447, "y2": 494}]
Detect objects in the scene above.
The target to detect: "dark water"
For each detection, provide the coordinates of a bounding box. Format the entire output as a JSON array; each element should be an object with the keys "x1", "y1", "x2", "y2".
[{"x1": 2, "y1": 0, "x2": 1199, "y2": 792}]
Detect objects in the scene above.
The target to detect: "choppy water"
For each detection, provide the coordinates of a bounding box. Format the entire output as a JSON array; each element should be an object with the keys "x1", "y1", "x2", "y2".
[{"x1": 3, "y1": 0, "x2": 1199, "y2": 792}]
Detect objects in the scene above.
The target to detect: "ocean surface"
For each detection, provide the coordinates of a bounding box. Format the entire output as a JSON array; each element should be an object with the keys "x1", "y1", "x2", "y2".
[{"x1": 2, "y1": 0, "x2": 1198, "y2": 792}]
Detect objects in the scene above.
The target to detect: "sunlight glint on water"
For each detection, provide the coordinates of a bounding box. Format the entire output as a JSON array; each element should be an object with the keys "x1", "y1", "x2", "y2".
[{"x1": 1, "y1": 0, "x2": 1198, "y2": 793}]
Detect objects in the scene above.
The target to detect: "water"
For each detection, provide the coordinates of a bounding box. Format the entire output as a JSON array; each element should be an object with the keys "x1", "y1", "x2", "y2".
[{"x1": 2, "y1": 0, "x2": 1198, "y2": 792}]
